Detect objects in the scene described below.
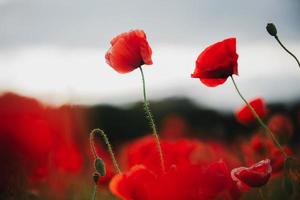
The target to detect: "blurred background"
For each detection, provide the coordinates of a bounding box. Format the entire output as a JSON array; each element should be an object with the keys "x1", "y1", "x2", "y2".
[{"x1": 0, "y1": 0, "x2": 300, "y2": 199}]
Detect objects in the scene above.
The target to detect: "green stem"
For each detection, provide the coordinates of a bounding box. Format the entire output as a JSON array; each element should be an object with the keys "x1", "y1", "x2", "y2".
[
  {"x1": 274, "y1": 35, "x2": 300, "y2": 69},
  {"x1": 92, "y1": 185, "x2": 97, "y2": 200},
  {"x1": 259, "y1": 188, "x2": 266, "y2": 200},
  {"x1": 90, "y1": 128, "x2": 121, "y2": 174},
  {"x1": 139, "y1": 67, "x2": 165, "y2": 173},
  {"x1": 230, "y1": 76, "x2": 288, "y2": 159}
]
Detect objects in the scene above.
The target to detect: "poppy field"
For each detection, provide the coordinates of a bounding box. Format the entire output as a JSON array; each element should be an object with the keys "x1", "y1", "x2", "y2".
[{"x1": 1, "y1": 16, "x2": 300, "y2": 200}]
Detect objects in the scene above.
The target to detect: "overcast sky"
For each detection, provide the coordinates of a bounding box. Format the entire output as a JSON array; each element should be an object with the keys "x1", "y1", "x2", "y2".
[{"x1": 0, "y1": 0, "x2": 299, "y2": 110}]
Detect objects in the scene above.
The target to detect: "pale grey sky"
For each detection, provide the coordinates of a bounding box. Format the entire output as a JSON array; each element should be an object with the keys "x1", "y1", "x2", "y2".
[
  {"x1": 0, "y1": 0, "x2": 299, "y2": 48},
  {"x1": 0, "y1": 0, "x2": 299, "y2": 110}
]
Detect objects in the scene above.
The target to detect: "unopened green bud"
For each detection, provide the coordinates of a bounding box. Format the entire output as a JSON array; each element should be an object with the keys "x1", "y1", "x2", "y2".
[
  {"x1": 266, "y1": 23, "x2": 277, "y2": 36},
  {"x1": 94, "y1": 157, "x2": 106, "y2": 176},
  {"x1": 93, "y1": 172, "x2": 100, "y2": 184}
]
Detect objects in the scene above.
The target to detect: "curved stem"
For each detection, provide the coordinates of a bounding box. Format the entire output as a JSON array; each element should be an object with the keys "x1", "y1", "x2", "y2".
[
  {"x1": 90, "y1": 130, "x2": 98, "y2": 159},
  {"x1": 230, "y1": 76, "x2": 288, "y2": 159},
  {"x1": 90, "y1": 128, "x2": 121, "y2": 174},
  {"x1": 275, "y1": 36, "x2": 300, "y2": 69},
  {"x1": 139, "y1": 67, "x2": 165, "y2": 173}
]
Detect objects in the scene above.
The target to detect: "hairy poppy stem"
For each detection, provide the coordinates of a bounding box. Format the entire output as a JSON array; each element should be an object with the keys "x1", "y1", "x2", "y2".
[
  {"x1": 230, "y1": 76, "x2": 288, "y2": 159},
  {"x1": 274, "y1": 36, "x2": 300, "y2": 69},
  {"x1": 92, "y1": 185, "x2": 97, "y2": 200},
  {"x1": 259, "y1": 188, "x2": 266, "y2": 200},
  {"x1": 90, "y1": 128, "x2": 121, "y2": 174},
  {"x1": 139, "y1": 67, "x2": 165, "y2": 173}
]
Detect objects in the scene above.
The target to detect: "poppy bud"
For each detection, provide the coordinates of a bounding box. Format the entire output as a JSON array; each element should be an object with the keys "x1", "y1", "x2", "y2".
[
  {"x1": 93, "y1": 172, "x2": 100, "y2": 184},
  {"x1": 94, "y1": 157, "x2": 106, "y2": 176},
  {"x1": 266, "y1": 23, "x2": 277, "y2": 37}
]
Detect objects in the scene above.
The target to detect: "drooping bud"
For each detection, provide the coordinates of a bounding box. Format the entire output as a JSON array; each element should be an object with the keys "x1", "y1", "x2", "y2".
[
  {"x1": 93, "y1": 172, "x2": 100, "y2": 184},
  {"x1": 266, "y1": 23, "x2": 277, "y2": 37},
  {"x1": 94, "y1": 157, "x2": 106, "y2": 176}
]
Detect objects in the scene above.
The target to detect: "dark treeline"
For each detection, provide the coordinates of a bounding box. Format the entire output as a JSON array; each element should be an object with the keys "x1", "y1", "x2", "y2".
[{"x1": 87, "y1": 97, "x2": 300, "y2": 146}]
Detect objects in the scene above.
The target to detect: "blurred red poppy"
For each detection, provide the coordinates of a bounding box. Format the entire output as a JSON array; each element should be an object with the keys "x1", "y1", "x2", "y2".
[
  {"x1": 160, "y1": 114, "x2": 189, "y2": 139},
  {"x1": 120, "y1": 135, "x2": 241, "y2": 174},
  {"x1": 231, "y1": 159, "x2": 272, "y2": 188},
  {"x1": 52, "y1": 144, "x2": 83, "y2": 173},
  {"x1": 250, "y1": 133, "x2": 268, "y2": 154},
  {"x1": 105, "y1": 30, "x2": 153, "y2": 73},
  {"x1": 239, "y1": 132, "x2": 272, "y2": 167},
  {"x1": 236, "y1": 98, "x2": 267, "y2": 125},
  {"x1": 0, "y1": 93, "x2": 87, "y2": 198},
  {"x1": 191, "y1": 38, "x2": 238, "y2": 87},
  {"x1": 270, "y1": 146, "x2": 292, "y2": 173},
  {"x1": 110, "y1": 165, "x2": 156, "y2": 200},
  {"x1": 268, "y1": 114, "x2": 293, "y2": 141},
  {"x1": 110, "y1": 160, "x2": 238, "y2": 200},
  {"x1": 120, "y1": 136, "x2": 202, "y2": 174},
  {"x1": 0, "y1": 93, "x2": 53, "y2": 183}
]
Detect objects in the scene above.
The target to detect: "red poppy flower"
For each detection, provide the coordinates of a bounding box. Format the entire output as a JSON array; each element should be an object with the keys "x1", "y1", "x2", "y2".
[
  {"x1": 105, "y1": 30, "x2": 153, "y2": 73},
  {"x1": 236, "y1": 98, "x2": 267, "y2": 125},
  {"x1": 191, "y1": 38, "x2": 238, "y2": 87},
  {"x1": 110, "y1": 161, "x2": 238, "y2": 200},
  {"x1": 231, "y1": 159, "x2": 272, "y2": 188}
]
